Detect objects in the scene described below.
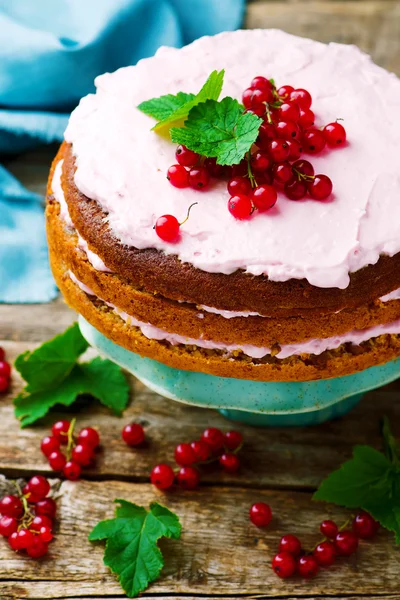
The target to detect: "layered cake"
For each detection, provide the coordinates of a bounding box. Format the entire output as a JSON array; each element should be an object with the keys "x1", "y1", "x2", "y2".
[{"x1": 46, "y1": 29, "x2": 400, "y2": 383}]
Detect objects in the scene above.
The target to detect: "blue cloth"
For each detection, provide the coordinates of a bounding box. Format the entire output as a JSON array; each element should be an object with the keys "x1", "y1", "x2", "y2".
[{"x1": 0, "y1": 0, "x2": 244, "y2": 303}]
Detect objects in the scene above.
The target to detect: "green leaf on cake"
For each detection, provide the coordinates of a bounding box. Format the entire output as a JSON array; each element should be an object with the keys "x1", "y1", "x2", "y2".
[
  {"x1": 137, "y1": 92, "x2": 195, "y2": 122},
  {"x1": 13, "y1": 323, "x2": 130, "y2": 427},
  {"x1": 171, "y1": 97, "x2": 263, "y2": 165},
  {"x1": 313, "y1": 418, "x2": 400, "y2": 543},
  {"x1": 89, "y1": 500, "x2": 182, "y2": 598}
]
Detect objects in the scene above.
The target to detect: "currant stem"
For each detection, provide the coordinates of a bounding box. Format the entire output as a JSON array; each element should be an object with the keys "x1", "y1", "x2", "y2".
[
  {"x1": 179, "y1": 202, "x2": 198, "y2": 226},
  {"x1": 246, "y1": 152, "x2": 257, "y2": 188},
  {"x1": 66, "y1": 418, "x2": 77, "y2": 460},
  {"x1": 310, "y1": 516, "x2": 353, "y2": 552},
  {"x1": 12, "y1": 480, "x2": 35, "y2": 530}
]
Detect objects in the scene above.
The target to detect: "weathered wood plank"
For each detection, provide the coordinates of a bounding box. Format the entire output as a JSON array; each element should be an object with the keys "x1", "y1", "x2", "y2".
[
  {"x1": 0, "y1": 341, "x2": 399, "y2": 490},
  {"x1": 0, "y1": 480, "x2": 398, "y2": 597},
  {"x1": 246, "y1": 1, "x2": 400, "y2": 74}
]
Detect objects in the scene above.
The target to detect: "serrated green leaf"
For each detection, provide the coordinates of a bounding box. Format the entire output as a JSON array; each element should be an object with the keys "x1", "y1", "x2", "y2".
[
  {"x1": 14, "y1": 323, "x2": 88, "y2": 393},
  {"x1": 79, "y1": 357, "x2": 130, "y2": 415},
  {"x1": 89, "y1": 500, "x2": 181, "y2": 598},
  {"x1": 170, "y1": 97, "x2": 262, "y2": 165},
  {"x1": 137, "y1": 92, "x2": 195, "y2": 121}
]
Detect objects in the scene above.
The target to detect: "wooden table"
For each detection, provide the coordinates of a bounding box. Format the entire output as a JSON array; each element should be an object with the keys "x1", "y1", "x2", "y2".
[{"x1": 1, "y1": 2, "x2": 400, "y2": 598}]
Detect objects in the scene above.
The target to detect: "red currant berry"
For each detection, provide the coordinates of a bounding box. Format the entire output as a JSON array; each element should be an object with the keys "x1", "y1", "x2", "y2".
[
  {"x1": 72, "y1": 443, "x2": 94, "y2": 466},
  {"x1": 249, "y1": 502, "x2": 272, "y2": 527},
  {"x1": 0, "y1": 361, "x2": 11, "y2": 379},
  {"x1": 8, "y1": 531, "x2": 20, "y2": 551},
  {"x1": 201, "y1": 427, "x2": 224, "y2": 451},
  {"x1": 0, "y1": 347, "x2": 4, "y2": 361},
  {"x1": 0, "y1": 376, "x2": 9, "y2": 393},
  {"x1": 227, "y1": 176, "x2": 251, "y2": 197},
  {"x1": 122, "y1": 423, "x2": 145, "y2": 447},
  {"x1": 275, "y1": 120, "x2": 299, "y2": 140},
  {"x1": 228, "y1": 195, "x2": 253, "y2": 220},
  {"x1": 26, "y1": 476, "x2": 50, "y2": 502},
  {"x1": 27, "y1": 537, "x2": 49, "y2": 558},
  {"x1": 335, "y1": 530, "x2": 359, "y2": 556},
  {"x1": 272, "y1": 552, "x2": 296, "y2": 578},
  {"x1": 175, "y1": 443, "x2": 197, "y2": 467},
  {"x1": 251, "y1": 76, "x2": 274, "y2": 92},
  {"x1": 0, "y1": 495, "x2": 23, "y2": 518},
  {"x1": 151, "y1": 464, "x2": 175, "y2": 490},
  {"x1": 297, "y1": 555, "x2": 319, "y2": 578},
  {"x1": 272, "y1": 161, "x2": 293, "y2": 184},
  {"x1": 323, "y1": 122, "x2": 346, "y2": 147},
  {"x1": 39, "y1": 525, "x2": 53, "y2": 543},
  {"x1": 35, "y1": 498, "x2": 57, "y2": 519},
  {"x1": 250, "y1": 151, "x2": 271, "y2": 173},
  {"x1": 279, "y1": 534, "x2": 302, "y2": 556},
  {"x1": 40, "y1": 436, "x2": 60, "y2": 457},
  {"x1": 243, "y1": 87, "x2": 272, "y2": 109},
  {"x1": 177, "y1": 466, "x2": 200, "y2": 490},
  {"x1": 286, "y1": 138, "x2": 303, "y2": 161},
  {"x1": 167, "y1": 164, "x2": 189, "y2": 188},
  {"x1": 257, "y1": 122, "x2": 276, "y2": 148},
  {"x1": 277, "y1": 85, "x2": 294, "y2": 100},
  {"x1": 279, "y1": 102, "x2": 300, "y2": 122},
  {"x1": 219, "y1": 453, "x2": 240, "y2": 473},
  {"x1": 155, "y1": 215, "x2": 180, "y2": 242},
  {"x1": 48, "y1": 450, "x2": 66, "y2": 472},
  {"x1": 16, "y1": 528, "x2": 35, "y2": 550},
  {"x1": 223, "y1": 431, "x2": 243, "y2": 451},
  {"x1": 302, "y1": 128, "x2": 326, "y2": 154},
  {"x1": 0, "y1": 515, "x2": 18, "y2": 537},
  {"x1": 204, "y1": 157, "x2": 225, "y2": 178},
  {"x1": 268, "y1": 139, "x2": 290, "y2": 162},
  {"x1": 284, "y1": 178, "x2": 307, "y2": 201},
  {"x1": 190, "y1": 440, "x2": 210, "y2": 462},
  {"x1": 175, "y1": 145, "x2": 199, "y2": 167},
  {"x1": 63, "y1": 461, "x2": 81, "y2": 481},
  {"x1": 252, "y1": 184, "x2": 277, "y2": 211},
  {"x1": 51, "y1": 420, "x2": 70, "y2": 444},
  {"x1": 292, "y1": 159, "x2": 314, "y2": 179},
  {"x1": 230, "y1": 159, "x2": 248, "y2": 177},
  {"x1": 290, "y1": 88, "x2": 312, "y2": 110},
  {"x1": 299, "y1": 108, "x2": 315, "y2": 129},
  {"x1": 352, "y1": 511, "x2": 379, "y2": 539},
  {"x1": 320, "y1": 519, "x2": 338, "y2": 539},
  {"x1": 189, "y1": 166, "x2": 210, "y2": 190},
  {"x1": 308, "y1": 174, "x2": 333, "y2": 200},
  {"x1": 78, "y1": 427, "x2": 100, "y2": 449},
  {"x1": 31, "y1": 515, "x2": 53, "y2": 533},
  {"x1": 245, "y1": 105, "x2": 266, "y2": 118},
  {"x1": 314, "y1": 541, "x2": 337, "y2": 567}
]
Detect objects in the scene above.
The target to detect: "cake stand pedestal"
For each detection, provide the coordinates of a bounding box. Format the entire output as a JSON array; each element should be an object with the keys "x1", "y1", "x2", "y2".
[{"x1": 79, "y1": 317, "x2": 400, "y2": 427}]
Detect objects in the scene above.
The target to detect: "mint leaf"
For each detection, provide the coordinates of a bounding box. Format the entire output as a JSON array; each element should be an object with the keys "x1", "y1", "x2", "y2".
[
  {"x1": 14, "y1": 323, "x2": 88, "y2": 394},
  {"x1": 170, "y1": 97, "x2": 262, "y2": 165},
  {"x1": 138, "y1": 70, "x2": 224, "y2": 132},
  {"x1": 89, "y1": 500, "x2": 181, "y2": 598},
  {"x1": 14, "y1": 324, "x2": 129, "y2": 427},
  {"x1": 314, "y1": 444, "x2": 400, "y2": 543}
]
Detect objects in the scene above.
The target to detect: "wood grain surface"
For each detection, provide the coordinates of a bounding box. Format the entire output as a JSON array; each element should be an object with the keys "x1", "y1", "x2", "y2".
[{"x1": 1, "y1": 1, "x2": 400, "y2": 598}]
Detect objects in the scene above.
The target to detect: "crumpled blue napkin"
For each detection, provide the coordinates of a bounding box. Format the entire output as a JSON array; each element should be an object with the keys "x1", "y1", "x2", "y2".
[{"x1": 0, "y1": 0, "x2": 245, "y2": 303}]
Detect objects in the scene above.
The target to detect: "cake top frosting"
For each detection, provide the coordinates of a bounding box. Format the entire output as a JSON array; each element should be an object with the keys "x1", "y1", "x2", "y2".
[{"x1": 65, "y1": 29, "x2": 400, "y2": 289}]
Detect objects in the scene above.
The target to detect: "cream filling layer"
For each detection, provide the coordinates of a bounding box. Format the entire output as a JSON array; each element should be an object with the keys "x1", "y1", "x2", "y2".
[{"x1": 70, "y1": 272, "x2": 400, "y2": 360}]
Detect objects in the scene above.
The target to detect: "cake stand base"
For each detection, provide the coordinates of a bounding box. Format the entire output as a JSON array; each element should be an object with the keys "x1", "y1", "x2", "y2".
[{"x1": 79, "y1": 317, "x2": 400, "y2": 427}]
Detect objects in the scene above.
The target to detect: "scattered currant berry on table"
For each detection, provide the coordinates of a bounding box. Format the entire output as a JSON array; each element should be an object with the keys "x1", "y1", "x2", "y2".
[
  {"x1": 201, "y1": 427, "x2": 225, "y2": 451},
  {"x1": 297, "y1": 555, "x2": 319, "y2": 578},
  {"x1": 151, "y1": 464, "x2": 175, "y2": 490},
  {"x1": 284, "y1": 178, "x2": 307, "y2": 201},
  {"x1": 219, "y1": 453, "x2": 240, "y2": 473},
  {"x1": 272, "y1": 551, "x2": 297, "y2": 578},
  {"x1": 52, "y1": 420, "x2": 71, "y2": 444},
  {"x1": 63, "y1": 461, "x2": 81, "y2": 481},
  {"x1": 352, "y1": 511, "x2": 379, "y2": 539},
  {"x1": 320, "y1": 519, "x2": 338, "y2": 539},
  {"x1": 279, "y1": 534, "x2": 302, "y2": 557},
  {"x1": 223, "y1": 431, "x2": 243, "y2": 451},
  {"x1": 41, "y1": 436, "x2": 60, "y2": 457},
  {"x1": 323, "y1": 122, "x2": 346, "y2": 147},
  {"x1": 177, "y1": 466, "x2": 200, "y2": 490},
  {"x1": 0, "y1": 495, "x2": 23, "y2": 518},
  {"x1": 302, "y1": 128, "x2": 326, "y2": 154},
  {"x1": 335, "y1": 530, "x2": 359, "y2": 556},
  {"x1": 0, "y1": 515, "x2": 18, "y2": 537},
  {"x1": 290, "y1": 88, "x2": 312, "y2": 109},
  {"x1": 227, "y1": 176, "x2": 252, "y2": 197},
  {"x1": 314, "y1": 541, "x2": 337, "y2": 567},
  {"x1": 175, "y1": 443, "x2": 197, "y2": 467},
  {"x1": 190, "y1": 440, "x2": 211, "y2": 462},
  {"x1": 48, "y1": 450, "x2": 67, "y2": 472},
  {"x1": 166, "y1": 164, "x2": 189, "y2": 188},
  {"x1": 252, "y1": 184, "x2": 277, "y2": 211},
  {"x1": 175, "y1": 145, "x2": 199, "y2": 167},
  {"x1": 189, "y1": 166, "x2": 210, "y2": 190},
  {"x1": 78, "y1": 427, "x2": 100, "y2": 449},
  {"x1": 122, "y1": 423, "x2": 145, "y2": 447},
  {"x1": 249, "y1": 502, "x2": 272, "y2": 527}
]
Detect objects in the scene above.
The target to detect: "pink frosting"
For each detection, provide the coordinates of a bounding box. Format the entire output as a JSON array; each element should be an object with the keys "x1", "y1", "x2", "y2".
[
  {"x1": 65, "y1": 29, "x2": 400, "y2": 290},
  {"x1": 70, "y1": 272, "x2": 400, "y2": 360}
]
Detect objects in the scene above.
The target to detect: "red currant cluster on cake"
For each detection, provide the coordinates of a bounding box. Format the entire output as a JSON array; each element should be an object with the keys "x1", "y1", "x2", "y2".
[
  {"x1": 272, "y1": 513, "x2": 379, "y2": 579},
  {"x1": 156, "y1": 77, "x2": 346, "y2": 240},
  {"x1": 41, "y1": 419, "x2": 100, "y2": 481},
  {"x1": 0, "y1": 346, "x2": 12, "y2": 394},
  {"x1": 150, "y1": 427, "x2": 243, "y2": 491},
  {"x1": 0, "y1": 476, "x2": 56, "y2": 558}
]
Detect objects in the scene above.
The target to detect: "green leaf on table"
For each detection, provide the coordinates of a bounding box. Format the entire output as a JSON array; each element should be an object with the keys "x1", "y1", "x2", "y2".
[
  {"x1": 13, "y1": 323, "x2": 130, "y2": 427},
  {"x1": 170, "y1": 97, "x2": 262, "y2": 165},
  {"x1": 89, "y1": 500, "x2": 181, "y2": 598}
]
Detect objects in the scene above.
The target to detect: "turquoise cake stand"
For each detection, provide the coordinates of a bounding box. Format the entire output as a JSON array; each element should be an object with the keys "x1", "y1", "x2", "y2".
[{"x1": 79, "y1": 317, "x2": 400, "y2": 427}]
